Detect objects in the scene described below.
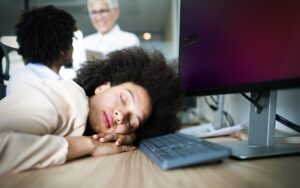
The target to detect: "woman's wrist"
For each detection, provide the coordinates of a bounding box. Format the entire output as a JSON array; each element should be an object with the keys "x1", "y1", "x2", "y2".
[{"x1": 66, "y1": 136, "x2": 97, "y2": 160}]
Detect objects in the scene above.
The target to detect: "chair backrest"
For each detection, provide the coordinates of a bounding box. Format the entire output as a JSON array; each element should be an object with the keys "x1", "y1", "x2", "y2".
[
  {"x1": 0, "y1": 83, "x2": 6, "y2": 99},
  {"x1": 0, "y1": 42, "x2": 11, "y2": 100}
]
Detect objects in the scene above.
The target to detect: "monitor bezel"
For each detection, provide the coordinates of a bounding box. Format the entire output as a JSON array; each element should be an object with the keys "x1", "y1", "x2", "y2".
[{"x1": 180, "y1": 77, "x2": 300, "y2": 96}]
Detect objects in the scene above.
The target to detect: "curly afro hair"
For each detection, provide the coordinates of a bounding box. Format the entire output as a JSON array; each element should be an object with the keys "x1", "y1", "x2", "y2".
[
  {"x1": 14, "y1": 5, "x2": 76, "y2": 66},
  {"x1": 74, "y1": 47, "x2": 185, "y2": 142}
]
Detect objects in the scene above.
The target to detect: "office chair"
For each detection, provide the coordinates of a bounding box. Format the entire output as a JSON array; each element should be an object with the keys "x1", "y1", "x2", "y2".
[{"x1": 0, "y1": 41, "x2": 11, "y2": 100}]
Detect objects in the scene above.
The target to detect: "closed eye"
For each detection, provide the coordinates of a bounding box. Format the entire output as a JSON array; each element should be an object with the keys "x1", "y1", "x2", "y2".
[
  {"x1": 120, "y1": 95, "x2": 125, "y2": 104},
  {"x1": 120, "y1": 92, "x2": 130, "y2": 105}
]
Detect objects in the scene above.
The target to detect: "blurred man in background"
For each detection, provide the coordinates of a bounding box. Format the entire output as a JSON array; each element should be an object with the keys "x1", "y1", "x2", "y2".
[
  {"x1": 6, "y1": 5, "x2": 77, "y2": 95},
  {"x1": 73, "y1": 0, "x2": 140, "y2": 69}
]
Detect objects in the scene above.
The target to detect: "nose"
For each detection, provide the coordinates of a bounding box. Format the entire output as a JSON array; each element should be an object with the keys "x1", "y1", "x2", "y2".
[
  {"x1": 94, "y1": 14, "x2": 102, "y2": 20},
  {"x1": 113, "y1": 109, "x2": 132, "y2": 134},
  {"x1": 114, "y1": 109, "x2": 126, "y2": 124}
]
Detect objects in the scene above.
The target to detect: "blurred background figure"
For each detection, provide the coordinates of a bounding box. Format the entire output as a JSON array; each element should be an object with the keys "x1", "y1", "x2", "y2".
[
  {"x1": 6, "y1": 5, "x2": 77, "y2": 96},
  {"x1": 73, "y1": 0, "x2": 140, "y2": 70}
]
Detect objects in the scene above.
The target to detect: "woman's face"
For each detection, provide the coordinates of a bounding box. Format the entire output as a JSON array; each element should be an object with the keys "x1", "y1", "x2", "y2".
[{"x1": 88, "y1": 82, "x2": 152, "y2": 135}]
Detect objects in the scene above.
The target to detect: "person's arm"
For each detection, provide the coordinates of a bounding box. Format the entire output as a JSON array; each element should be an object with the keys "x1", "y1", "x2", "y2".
[
  {"x1": 65, "y1": 136, "x2": 136, "y2": 160},
  {"x1": 0, "y1": 131, "x2": 69, "y2": 176},
  {"x1": 65, "y1": 136, "x2": 94, "y2": 160},
  {"x1": 0, "y1": 80, "x2": 89, "y2": 175},
  {"x1": 0, "y1": 133, "x2": 135, "y2": 176}
]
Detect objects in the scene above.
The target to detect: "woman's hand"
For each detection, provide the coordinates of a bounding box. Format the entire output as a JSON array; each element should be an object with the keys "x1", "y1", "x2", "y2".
[
  {"x1": 92, "y1": 132, "x2": 136, "y2": 146},
  {"x1": 66, "y1": 136, "x2": 136, "y2": 161},
  {"x1": 91, "y1": 141, "x2": 136, "y2": 157}
]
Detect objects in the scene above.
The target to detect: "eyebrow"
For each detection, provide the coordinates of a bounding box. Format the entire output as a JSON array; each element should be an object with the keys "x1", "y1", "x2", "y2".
[{"x1": 125, "y1": 89, "x2": 141, "y2": 125}]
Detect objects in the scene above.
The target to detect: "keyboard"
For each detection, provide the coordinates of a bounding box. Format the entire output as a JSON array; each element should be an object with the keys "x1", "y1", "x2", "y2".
[{"x1": 139, "y1": 132, "x2": 231, "y2": 170}]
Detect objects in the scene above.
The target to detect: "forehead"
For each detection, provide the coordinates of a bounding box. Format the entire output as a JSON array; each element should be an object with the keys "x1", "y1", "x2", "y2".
[
  {"x1": 115, "y1": 82, "x2": 144, "y2": 92},
  {"x1": 90, "y1": 0, "x2": 109, "y2": 9}
]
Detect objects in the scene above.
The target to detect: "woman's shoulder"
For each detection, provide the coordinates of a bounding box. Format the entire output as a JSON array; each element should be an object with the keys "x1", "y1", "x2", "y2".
[
  {"x1": 34, "y1": 79, "x2": 87, "y2": 98},
  {"x1": 27, "y1": 79, "x2": 89, "y2": 133}
]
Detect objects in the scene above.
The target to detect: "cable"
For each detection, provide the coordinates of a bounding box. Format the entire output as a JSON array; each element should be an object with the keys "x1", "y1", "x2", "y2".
[
  {"x1": 204, "y1": 97, "x2": 217, "y2": 110},
  {"x1": 276, "y1": 114, "x2": 300, "y2": 133},
  {"x1": 241, "y1": 93, "x2": 262, "y2": 112},
  {"x1": 223, "y1": 111, "x2": 235, "y2": 126},
  {"x1": 241, "y1": 93, "x2": 300, "y2": 133},
  {"x1": 204, "y1": 96, "x2": 235, "y2": 126},
  {"x1": 209, "y1": 95, "x2": 218, "y2": 106}
]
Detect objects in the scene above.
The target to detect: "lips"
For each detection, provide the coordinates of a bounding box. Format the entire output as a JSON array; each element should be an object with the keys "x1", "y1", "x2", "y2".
[
  {"x1": 97, "y1": 21, "x2": 106, "y2": 27},
  {"x1": 103, "y1": 112, "x2": 113, "y2": 129}
]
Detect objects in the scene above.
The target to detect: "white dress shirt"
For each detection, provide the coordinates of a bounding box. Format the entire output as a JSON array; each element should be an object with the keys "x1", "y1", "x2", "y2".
[
  {"x1": 6, "y1": 63, "x2": 63, "y2": 96},
  {"x1": 73, "y1": 25, "x2": 140, "y2": 70}
]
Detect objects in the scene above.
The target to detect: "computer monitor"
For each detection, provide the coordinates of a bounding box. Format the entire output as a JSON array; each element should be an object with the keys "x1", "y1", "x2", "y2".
[{"x1": 179, "y1": 0, "x2": 300, "y2": 159}]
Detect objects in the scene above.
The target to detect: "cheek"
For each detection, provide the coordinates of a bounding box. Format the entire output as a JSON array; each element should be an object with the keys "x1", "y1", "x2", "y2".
[
  {"x1": 106, "y1": 17, "x2": 115, "y2": 25},
  {"x1": 91, "y1": 17, "x2": 97, "y2": 23},
  {"x1": 89, "y1": 113, "x2": 101, "y2": 133}
]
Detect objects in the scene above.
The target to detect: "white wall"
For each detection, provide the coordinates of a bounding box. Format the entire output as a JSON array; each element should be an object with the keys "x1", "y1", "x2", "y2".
[
  {"x1": 141, "y1": 0, "x2": 180, "y2": 61},
  {"x1": 193, "y1": 89, "x2": 300, "y2": 134}
]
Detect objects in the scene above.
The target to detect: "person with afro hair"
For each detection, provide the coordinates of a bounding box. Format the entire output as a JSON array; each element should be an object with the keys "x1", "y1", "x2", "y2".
[
  {"x1": 6, "y1": 5, "x2": 77, "y2": 95},
  {"x1": 0, "y1": 47, "x2": 184, "y2": 175}
]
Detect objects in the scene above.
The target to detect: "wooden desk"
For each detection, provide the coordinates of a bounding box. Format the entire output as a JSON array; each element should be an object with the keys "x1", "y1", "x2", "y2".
[{"x1": 0, "y1": 142, "x2": 299, "y2": 188}]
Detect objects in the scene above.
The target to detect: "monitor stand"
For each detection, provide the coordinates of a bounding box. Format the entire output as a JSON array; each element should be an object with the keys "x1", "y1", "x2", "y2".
[
  {"x1": 219, "y1": 91, "x2": 300, "y2": 159},
  {"x1": 215, "y1": 95, "x2": 224, "y2": 129}
]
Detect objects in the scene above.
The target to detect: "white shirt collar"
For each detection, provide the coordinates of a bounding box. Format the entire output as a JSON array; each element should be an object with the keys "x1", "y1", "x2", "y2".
[
  {"x1": 27, "y1": 63, "x2": 63, "y2": 80},
  {"x1": 97, "y1": 24, "x2": 121, "y2": 39}
]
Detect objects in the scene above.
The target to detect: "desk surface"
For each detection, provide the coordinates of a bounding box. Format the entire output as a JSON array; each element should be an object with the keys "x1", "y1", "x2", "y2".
[{"x1": 0, "y1": 140, "x2": 299, "y2": 188}]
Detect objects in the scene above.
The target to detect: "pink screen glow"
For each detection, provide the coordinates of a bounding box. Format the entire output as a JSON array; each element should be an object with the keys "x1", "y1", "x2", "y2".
[{"x1": 179, "y1": 0, "x2": 300, "y2": 92}]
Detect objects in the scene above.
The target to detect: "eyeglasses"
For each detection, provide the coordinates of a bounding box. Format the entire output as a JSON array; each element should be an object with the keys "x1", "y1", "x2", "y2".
[{"x1": 90, "y1": 9, "x2": 111, "y2": 17}]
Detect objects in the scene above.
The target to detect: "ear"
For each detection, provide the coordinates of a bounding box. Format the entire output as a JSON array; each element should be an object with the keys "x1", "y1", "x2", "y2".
[
  {"x1": 94, "y1": 82, "x2": 111, "y2": 94},
  {"x1": 59, "y1": 50, "x2": 65, "y2": 56},
  {"x1": 113, "y1": 8, "x2": 120, "y2": 21}
]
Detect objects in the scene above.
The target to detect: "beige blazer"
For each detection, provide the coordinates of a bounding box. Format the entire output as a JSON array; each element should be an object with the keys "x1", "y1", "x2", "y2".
[{"x1": 0, "y1": 79, "x2": 89, "y2": 175}]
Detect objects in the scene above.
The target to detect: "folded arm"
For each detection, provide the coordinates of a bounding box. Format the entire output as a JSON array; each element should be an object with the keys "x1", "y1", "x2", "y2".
[
  {"x1": 0, "y1": 131, "x2": 68, "y2": 176},
  {"x1": 65, "y1": 136, "x2": 136, "y2": 160},
  {"x1": 0, "y1": 132, "x2": 136, "y2": 175}
]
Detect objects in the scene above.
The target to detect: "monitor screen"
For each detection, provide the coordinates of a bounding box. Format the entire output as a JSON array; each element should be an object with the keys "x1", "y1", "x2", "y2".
[{"x1": 179, "y1": 0, "x2": 300, "y2": 96}]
